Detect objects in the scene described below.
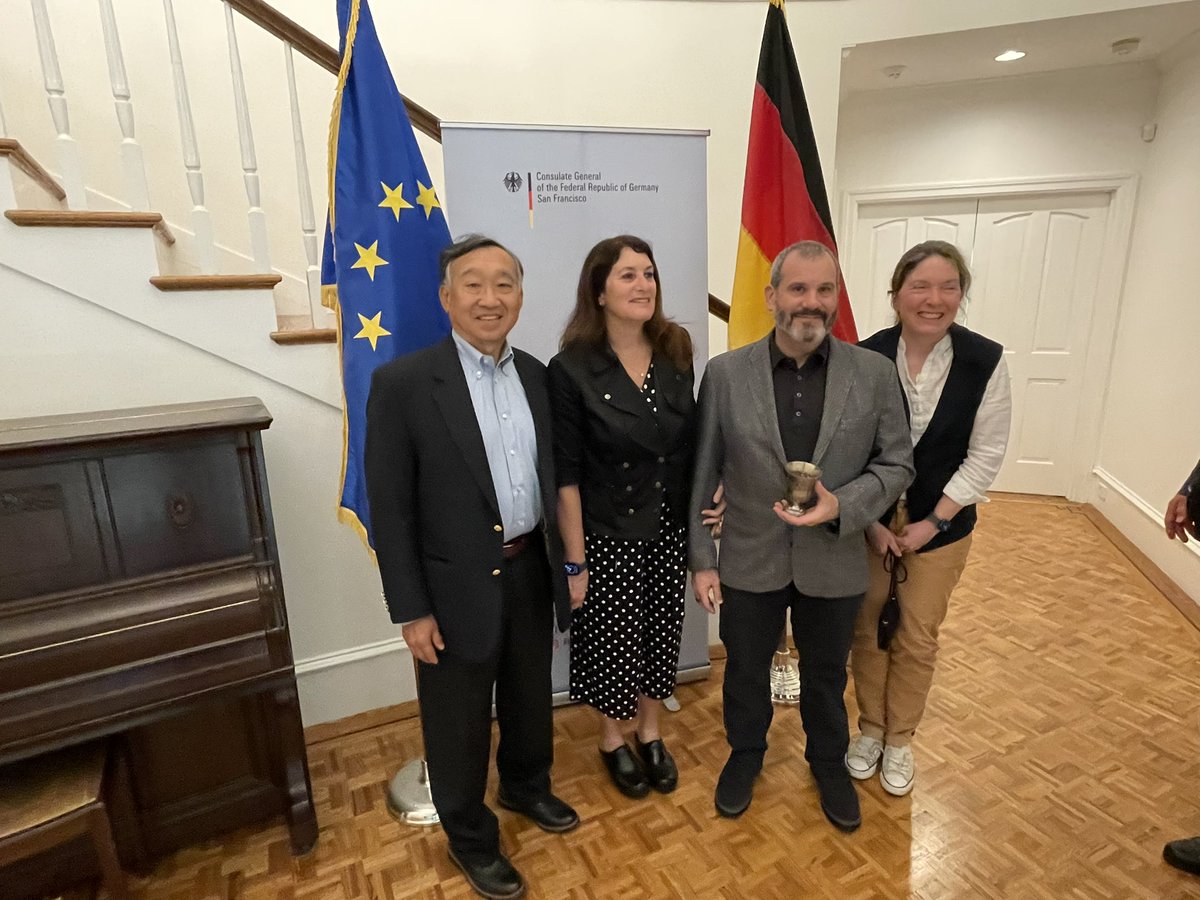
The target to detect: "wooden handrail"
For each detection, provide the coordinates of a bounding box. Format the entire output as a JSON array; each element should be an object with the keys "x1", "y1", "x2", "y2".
[{"x1": 223, "y1": 0, "x2": 440, "y2": 141}]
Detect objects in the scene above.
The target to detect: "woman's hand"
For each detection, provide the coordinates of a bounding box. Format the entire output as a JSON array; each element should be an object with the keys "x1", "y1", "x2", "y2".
[
  {"x1": 568, "y1": 570, "x2": 589, "y2": 609},
  {"x1": 701, "y1": 482, "x2": 726, "y2": 536},
  {"x1": 897, "y1": 519, "x2": 938, "y2": 554},
  {"x1": 867, "y1": 521, "x2": 902, "y2": 557}
]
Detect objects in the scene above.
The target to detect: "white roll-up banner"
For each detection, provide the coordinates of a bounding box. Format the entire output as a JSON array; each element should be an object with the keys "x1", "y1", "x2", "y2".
[{"x1": 441, "y1": 123, "x2": 711, "y2": 698}]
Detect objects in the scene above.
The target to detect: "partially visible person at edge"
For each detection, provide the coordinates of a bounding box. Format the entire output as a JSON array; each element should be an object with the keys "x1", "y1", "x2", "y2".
[
  {"x1": 847, "y1": 240, "x2": 1012, "y2": 798},
  {"x1": 1161, "y1": 457, "x2": 1200, "y2": 877},
  {"x1": 365, "y1": 234, "x2": 577, "y2": 900},
  {"x1": 689, "y1": 240, "x2": 913, "y2": 833},
  {"x1": 549, "y1": 234, "x2": 723, "y2": 800}
]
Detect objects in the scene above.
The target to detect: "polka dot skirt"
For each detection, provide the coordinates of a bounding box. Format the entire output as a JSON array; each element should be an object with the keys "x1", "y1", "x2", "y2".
[{"x1": 569, "y1": 365, "x2": 687, "y2": 720}]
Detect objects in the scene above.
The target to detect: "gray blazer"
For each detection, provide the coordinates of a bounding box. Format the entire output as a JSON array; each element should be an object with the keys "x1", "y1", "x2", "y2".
[{"x1": 688, "y1": 334, "x2": 914, "y2": 598}]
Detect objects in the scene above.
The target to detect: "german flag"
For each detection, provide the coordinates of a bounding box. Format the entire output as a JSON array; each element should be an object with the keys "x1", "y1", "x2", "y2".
[{"x1": 728, "y1": 0, "x2": 857, "y2": 349}]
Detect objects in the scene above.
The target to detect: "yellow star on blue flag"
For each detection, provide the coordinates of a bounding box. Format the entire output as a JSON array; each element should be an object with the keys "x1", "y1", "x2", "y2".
[
  {"x1": 353, "y1": 311, "x2": 391, "y2": 350},
  {"x1": 320, "y1": 0, "x2": 451, "y2": 553}
]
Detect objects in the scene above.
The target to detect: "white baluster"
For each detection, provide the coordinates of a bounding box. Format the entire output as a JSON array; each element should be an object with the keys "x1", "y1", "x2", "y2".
[
  {"x1": 0, "y1": 94, "x2": 9, "y2": 137},
  {"x1": 285, "y1": 44, "x2": 324, "y2": 323},
  {"x1": 162, "y1": 0, "x2": 215, "y2": 273},
  {"x1": 30, "y1": 0, "x2": 86, "y2": 207},
  {"x1": 98, "y1": 0, "x2": 150, "y2": 210},
  {"x1": 224, "y1": 2, "x2": 270, "y2": 272}
]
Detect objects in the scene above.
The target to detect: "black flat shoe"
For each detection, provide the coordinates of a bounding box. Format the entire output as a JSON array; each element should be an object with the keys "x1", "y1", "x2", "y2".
[
  {"x1": 497, "y1": 788, "x2": 580, "y2": 833},
  {"x1": 448, "y1": 848, "x2": 525, "y2": 899},
  {"x1": 600, "y1": 744, "x2": 650, "y2": 798},
  {"x1": 634, "y1": 736, "x2": 678, "y2": 793}
]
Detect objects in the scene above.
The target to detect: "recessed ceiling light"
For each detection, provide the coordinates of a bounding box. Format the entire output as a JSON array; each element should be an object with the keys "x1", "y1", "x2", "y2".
[{"x1": 995, "y1": 49, "x2": 1026, "y2": 62}]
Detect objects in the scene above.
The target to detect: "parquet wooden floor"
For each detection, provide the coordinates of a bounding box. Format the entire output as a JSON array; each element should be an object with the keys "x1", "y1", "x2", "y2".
[{"x1": 124, "y1": 498, "x2": 1200, "y2": 899}]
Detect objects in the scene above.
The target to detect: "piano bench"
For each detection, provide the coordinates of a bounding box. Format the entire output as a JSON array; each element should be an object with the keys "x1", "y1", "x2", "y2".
[{"x1": 0, "y1": 742, "x2": 127, "y2": 899}]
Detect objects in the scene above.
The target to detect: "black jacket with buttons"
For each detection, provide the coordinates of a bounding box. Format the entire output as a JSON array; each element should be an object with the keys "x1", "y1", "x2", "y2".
[{"x1": 548, "y1": 343, "x2": 696, "y2": 541}]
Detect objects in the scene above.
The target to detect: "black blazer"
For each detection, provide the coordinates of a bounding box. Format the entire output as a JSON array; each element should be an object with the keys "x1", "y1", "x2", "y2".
[
  {"x1": 364, "y1": 335, "x2": 571, "y2": 660},
  {"x1": 548, "y1": 344, "x2": 695, "y2": 541}
]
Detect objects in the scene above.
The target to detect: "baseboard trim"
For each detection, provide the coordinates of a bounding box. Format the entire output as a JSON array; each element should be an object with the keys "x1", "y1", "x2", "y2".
[
  {"x1": 1082, "y1": 502, "x2": 1200, "y2": 633},
  {"x1": 304, "y1": 699, "x2": 420, "y2": 747},
  {"x1": 295, "y1": 636, "x2": 410, "y2": 676}
]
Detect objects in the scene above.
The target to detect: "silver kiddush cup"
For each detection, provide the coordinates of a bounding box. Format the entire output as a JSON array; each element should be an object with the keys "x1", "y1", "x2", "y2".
[{"x1": 783, "y1": 461, "x2": 822, "y2": 514}]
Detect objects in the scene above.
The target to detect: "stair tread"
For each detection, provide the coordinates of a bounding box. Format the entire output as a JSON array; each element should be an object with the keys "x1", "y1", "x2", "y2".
[
  {"x1": 151, "y1": 274, "x2": 282, "y2": 292},
  {"x1": 5, "y1": 209, "x2": 175, "y2": 245},
  {"x1": 270, "y1": 329, "x2": 336, "y2": 345}
]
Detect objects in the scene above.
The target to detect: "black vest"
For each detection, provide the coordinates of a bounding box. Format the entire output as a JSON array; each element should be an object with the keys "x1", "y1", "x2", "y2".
[{"x1": 859, "y1": 324, "x2": 1003, "y2": 553}]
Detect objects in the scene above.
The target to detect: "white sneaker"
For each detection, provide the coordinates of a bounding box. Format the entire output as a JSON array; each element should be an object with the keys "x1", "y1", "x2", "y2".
[
  {"x1": 880, "y1": 745, "x2": 915, "y2": 796},
  {"x1": 844, "y1": 735, "x2": 883, "y2": 780}
]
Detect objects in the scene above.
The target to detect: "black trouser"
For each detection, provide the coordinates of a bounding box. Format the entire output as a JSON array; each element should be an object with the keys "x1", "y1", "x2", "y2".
[
  {"x1": 719, "y1": 582, "x2": 863, "y2": 775},
  {"x1": 417, "y1": 540, "x2": 554, "y2": 861}
]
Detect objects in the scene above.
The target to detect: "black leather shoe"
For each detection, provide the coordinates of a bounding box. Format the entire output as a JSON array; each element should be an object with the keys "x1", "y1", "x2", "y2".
[
  {"x1": 634, "y1": 736, "x2": 678, "y2": 793},
  {"x1": 1164, "y1": 836, "x2": 1200, "y2": 875},
  {"x1": 714, "y1": 751, "x2": 761, "y2": 818},
  {"x1": 813, "y1": 768, "x2": 861, "y2": 832},
  {"x1": 448, "y1": 848, "x2": 525, "y2": 899},
  {"x1": 600, "y1": 744, "x2": 651, "y2": 799},
  {"x1": 497, "y1": 789, "x2": 580, "y2": 833}
]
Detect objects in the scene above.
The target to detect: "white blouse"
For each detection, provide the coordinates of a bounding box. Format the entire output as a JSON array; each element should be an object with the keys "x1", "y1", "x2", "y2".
[{"x1": 896, "y1": 334, "x2": 1012, "y2": 507}]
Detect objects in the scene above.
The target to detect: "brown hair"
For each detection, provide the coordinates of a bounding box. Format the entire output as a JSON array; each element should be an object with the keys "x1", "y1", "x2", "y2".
[
  {"x1": 560, "y1": 235, "x2": 694, "y2": 371},
  {"x1": 888, "y1": 240, "x2": 971, "y2": 297}
]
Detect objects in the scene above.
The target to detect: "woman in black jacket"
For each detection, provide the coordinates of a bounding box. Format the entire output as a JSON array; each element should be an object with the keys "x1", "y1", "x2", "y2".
[{"x1": 549, "y1": 235, "x2": 712, "y2": 799}]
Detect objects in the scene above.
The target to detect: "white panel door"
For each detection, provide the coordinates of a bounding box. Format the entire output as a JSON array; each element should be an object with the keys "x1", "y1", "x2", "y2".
[
  {"x1": 846, "y1": 199, "x2": 978, "y2": 338},
  {"x1": 969, "y1": 192, "x2": 1110, "y2": 496}
]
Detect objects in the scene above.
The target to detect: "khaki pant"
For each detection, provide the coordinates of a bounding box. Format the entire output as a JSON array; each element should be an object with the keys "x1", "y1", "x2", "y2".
[{"x1": 851, "y1": 531, "x2": 973, "y2": 747}]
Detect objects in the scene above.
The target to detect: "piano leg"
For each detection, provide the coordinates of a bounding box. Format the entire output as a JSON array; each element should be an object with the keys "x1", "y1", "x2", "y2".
[{"x1": 269, "y1": 684, "x2": 319, "y2": 855}]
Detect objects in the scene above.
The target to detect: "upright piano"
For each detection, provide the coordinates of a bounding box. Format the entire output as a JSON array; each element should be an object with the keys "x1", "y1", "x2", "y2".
[{"x1": 0, "y1": 398, "x2": 316, "y2": 892}]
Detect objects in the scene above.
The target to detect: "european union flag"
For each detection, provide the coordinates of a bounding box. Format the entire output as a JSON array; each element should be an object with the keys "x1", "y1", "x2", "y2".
[{"x1": 321, "y1": 0, "x2": 451, "y2": 552}]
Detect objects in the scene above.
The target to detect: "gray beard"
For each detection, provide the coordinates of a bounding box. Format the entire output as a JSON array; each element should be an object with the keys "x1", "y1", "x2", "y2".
[{"x1": 777, "y1": 313, "x2": 829, "y2": 352}]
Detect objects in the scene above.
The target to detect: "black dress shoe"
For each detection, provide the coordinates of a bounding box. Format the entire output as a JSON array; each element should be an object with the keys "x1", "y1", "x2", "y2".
[
  {"x1": 497, "y1": 789, "x2": 580, "y2": 833},
  {"x1": 600, "y1": 744, "x2": 651, "y2": 799},
  {"x1": 448, "y1": 848, "x2": 525, "y2": 899},
  {"x1": 1164, "y1": 836, "x2": 1200, "y2": 875},
  {"x1": 813, "y1": 768, "x2": 861, "y2": 832},
  {"x1": 714, "y1": 751, "x2": 761, "y2": 818},
  {"x1": 634, "y1": 736, "x2": 678, "y2": 793}
]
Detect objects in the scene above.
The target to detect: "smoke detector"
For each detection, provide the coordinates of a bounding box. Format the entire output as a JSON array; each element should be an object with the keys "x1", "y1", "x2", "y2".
[
  {"x1": 882, "y1": 65, "x2": 907, "y2": 80},
  {"x1": 1111, "y1": 37, "x2": 1141, "y2": 56}
]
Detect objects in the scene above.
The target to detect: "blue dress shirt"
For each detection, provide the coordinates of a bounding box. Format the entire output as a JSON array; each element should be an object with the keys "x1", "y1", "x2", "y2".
[{"x1": 452, "y1": 331, "x2": 542, "y2": 541}]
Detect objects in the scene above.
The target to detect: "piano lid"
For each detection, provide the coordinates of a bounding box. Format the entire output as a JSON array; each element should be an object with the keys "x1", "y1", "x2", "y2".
[{"x1": 0, "y1": 398, "x2": 273, "y2": 453}]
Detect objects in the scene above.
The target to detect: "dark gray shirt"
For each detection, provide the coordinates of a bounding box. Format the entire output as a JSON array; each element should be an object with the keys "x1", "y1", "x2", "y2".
[{"x1": 768, "y1": 333, "x2": 829, "y2": 463}]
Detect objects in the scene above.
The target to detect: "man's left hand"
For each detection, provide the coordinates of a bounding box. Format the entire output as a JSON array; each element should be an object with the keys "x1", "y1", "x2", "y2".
[{"x1": 773, "y1": 481, "x2": 839, "y2": 527}]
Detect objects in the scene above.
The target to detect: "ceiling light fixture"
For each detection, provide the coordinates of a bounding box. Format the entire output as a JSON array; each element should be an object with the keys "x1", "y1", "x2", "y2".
[
  {"x1": 1111, "y1": 37, "x2": 1141, "y2": 56},
  {"x1": 994, "y1": 49, "x2": 1026, "y2": 62}
]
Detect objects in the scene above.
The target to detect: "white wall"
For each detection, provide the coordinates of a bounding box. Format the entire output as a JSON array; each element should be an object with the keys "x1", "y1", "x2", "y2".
[
  {"x1": 836, "y1": 63, "x2": 1158, "y2": 191},
  {"x1": 1091, "y1": 32, "x2": 1200, "y2": 599}
]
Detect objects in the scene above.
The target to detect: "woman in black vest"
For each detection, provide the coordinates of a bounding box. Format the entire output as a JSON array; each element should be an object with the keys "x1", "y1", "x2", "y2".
[
  {"x1": 549, "y1": 235, "x2": 716, "y2": 799},
  {"x1": 846, "y1": 241, "x2": 1011, "y2": 797}
]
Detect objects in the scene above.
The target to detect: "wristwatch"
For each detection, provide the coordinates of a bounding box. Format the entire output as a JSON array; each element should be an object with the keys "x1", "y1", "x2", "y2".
[
  {"x1": 563, "y1": 561, "x2": 588, "y2": 576},
  {"x1": 925, "y1": 513, "x2": 953, "y2": 533}
]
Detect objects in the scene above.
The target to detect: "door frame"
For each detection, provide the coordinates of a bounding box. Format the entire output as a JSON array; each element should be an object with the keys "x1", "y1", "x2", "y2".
[{"x1": 838, "y1": 173, "x2": 1140, "y2": 502}]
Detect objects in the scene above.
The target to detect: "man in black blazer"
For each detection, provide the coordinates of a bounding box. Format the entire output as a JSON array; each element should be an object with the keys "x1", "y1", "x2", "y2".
[{"x1": 365, "y1": 234, "x2": 576, "y2": 900}]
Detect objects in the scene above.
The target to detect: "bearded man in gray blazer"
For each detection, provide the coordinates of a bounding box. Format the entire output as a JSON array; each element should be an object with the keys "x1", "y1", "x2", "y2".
[{"x1": 690, "y1": 241, "x2": 913, "y2": 832}]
